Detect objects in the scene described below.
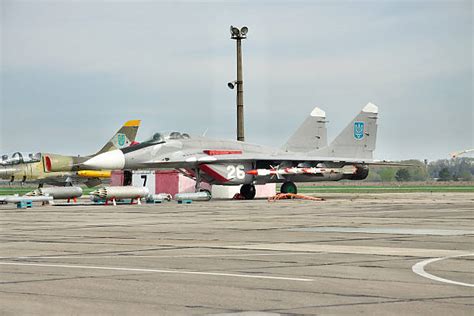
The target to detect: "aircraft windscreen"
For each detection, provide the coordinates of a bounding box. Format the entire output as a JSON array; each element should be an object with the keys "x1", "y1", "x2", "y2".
[{"x1": 142, "y1": 133, "x2": 165, "y2": 145}]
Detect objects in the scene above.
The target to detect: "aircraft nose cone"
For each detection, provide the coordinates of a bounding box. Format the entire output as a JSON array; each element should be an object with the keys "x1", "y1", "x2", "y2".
[{"x1": 83, "y1": 150, "x2": 125, "y2": 170}]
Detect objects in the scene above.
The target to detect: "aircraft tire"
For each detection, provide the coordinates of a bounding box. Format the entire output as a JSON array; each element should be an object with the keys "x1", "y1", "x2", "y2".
[
  {"x1": 240, "y1": 184, "x2": 256, "y2": 200},
  {"x1": 281, "y1": 181, "x2": 297, "y2": 194}
]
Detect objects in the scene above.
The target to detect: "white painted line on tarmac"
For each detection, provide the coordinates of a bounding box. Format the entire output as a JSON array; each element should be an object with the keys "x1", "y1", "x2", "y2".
[
  {"x1": 1, "y1": 252, "x2": 316, "y2": 260},
  {"x1": 412, "y1": 254, "x2": 474, "y2": 287},
  {"x1": 0, "y1": 262, "x2": 314, "y2": 282}
]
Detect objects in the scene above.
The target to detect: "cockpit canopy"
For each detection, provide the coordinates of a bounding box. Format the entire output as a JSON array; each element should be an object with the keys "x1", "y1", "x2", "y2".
[
  {"x1": 0, "y1": 152, "x2": 42, "y2": 165},
  {"x1": 122, "y1": 131, "x2": 191, "y2": 153},
  {"x1": 141, "y1": 132, "x2": 191, "y2": 145}
]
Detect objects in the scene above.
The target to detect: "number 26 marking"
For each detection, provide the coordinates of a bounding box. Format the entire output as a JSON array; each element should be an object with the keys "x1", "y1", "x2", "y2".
[{"x1": 227, "y1": 165, "x2": 245, "y2": 179}]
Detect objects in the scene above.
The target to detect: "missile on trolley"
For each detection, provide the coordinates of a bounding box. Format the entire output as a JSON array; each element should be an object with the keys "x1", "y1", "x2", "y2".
[
  {"x1": 26, "y1": 187, "x2": 83, "y2": 200},
  {"x1": 147, "y1": 193, "x2": 172, "y2": 202},
  {"x1": 0, "y1": 196, "x2": 8, "y2": 204},
  {"x1": 91, "y1": 186, "x2": 150, "y2": 199},
  {"x1": 90, "y1": 186, "x2": 149, "y2": 205},
  {"x1": 174, "y1": 191, "x2": 211, "y2": 202},
  {"x1": 4, "y1": 195, "x2": 54, "y2": 204}
]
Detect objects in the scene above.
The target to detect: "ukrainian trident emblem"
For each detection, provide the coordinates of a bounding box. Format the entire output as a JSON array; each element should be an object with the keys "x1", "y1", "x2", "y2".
[
  {"x1": 354, "y1": 122, "x2": 364, "y2": 140},
  {"x1": 117, "y1": 133, "x2": 127, "y2": 147}
]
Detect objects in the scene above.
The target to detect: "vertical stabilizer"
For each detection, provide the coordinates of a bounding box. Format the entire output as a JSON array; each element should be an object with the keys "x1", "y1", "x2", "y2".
[
  {"x1": 95, "y1": 120, "x2": 141, "y2": 155},
  {"x1": 282, "y1": 107, "x2": 328, "y2": 152},
  {"x1": 314, "y1": 103, "x2": 378, "y2": 159}
]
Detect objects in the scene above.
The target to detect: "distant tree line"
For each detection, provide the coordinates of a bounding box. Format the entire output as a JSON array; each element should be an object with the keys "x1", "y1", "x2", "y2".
[{"x1": 364, "y1": 158, "x2": 473, "y2": 182}]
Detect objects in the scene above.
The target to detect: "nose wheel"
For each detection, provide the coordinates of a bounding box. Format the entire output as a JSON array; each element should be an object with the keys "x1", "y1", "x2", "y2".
[
  {"x1": 240, "y1": 184, "x2": 256, "y2": 200},
  {"x1": 281, "y1": 181, "x2": 297, "y2": 194}
]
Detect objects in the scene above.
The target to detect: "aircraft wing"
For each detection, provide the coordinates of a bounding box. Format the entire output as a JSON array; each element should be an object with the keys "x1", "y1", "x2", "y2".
[
  {"x1": 127, "y1": 151, "x2": 403, "y2": 168},
  {"x1": 122, "y1": 151, "x2": 411, "y2": 185}
]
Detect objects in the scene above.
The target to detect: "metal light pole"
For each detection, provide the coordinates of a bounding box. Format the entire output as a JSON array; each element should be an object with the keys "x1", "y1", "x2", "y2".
[{"x1": 229, "y1": 25, "x2": 248, "y2": 142}]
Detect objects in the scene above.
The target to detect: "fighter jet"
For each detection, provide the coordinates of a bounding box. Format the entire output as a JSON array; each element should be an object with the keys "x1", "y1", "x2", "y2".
[
  {"x1": 0, "y1": 120, "x2": 140, "y2": 187},
  {"x1": 83, "y1": 103, "x2": 389, "y2": 199}
]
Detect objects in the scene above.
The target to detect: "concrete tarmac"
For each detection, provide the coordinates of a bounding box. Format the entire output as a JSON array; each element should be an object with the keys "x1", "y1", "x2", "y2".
[{"x1": 0, "y1": 192, "x2": 473, "y2": 315}]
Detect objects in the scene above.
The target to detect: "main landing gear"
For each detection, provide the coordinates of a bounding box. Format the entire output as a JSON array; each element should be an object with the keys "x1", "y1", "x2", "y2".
[
  {"x1": 280, "y1": 181, "x2": 297, "y2": 194},
  {"x1": 239, "y1": 182, "x2": 297, "y2": 200},
  {"x1": 240, "y1": 184, "x2": 256, "y2": 200}
]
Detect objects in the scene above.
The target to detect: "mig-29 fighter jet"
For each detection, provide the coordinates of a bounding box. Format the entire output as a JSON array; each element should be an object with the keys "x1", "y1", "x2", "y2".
[{"x1": 83, "y1": 103, "x2": 389, "y2": 199}]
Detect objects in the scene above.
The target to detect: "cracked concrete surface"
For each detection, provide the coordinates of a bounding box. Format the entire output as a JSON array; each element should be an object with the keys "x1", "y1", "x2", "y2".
[{"x1": 0, "y1": 192, "x2": 473, "y2": 315}]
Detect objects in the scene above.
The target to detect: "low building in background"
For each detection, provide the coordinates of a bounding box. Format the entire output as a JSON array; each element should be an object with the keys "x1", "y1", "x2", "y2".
[{"x1": 110, "y1": 170, "x2": 275, "y2": 199}]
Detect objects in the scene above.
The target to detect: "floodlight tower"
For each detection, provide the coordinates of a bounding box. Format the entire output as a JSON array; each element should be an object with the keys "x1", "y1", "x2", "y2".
[{"x1": 228, "y1": 25, "x2": 248, "y2": 142}]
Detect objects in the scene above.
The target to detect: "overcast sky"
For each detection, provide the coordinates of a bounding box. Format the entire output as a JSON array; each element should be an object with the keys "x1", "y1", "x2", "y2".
[{"x1": 1, "y1": 0, "x2": 472, "y2": 161}]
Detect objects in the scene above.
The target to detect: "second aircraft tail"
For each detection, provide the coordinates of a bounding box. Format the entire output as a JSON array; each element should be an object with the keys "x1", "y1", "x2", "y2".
[
  {"x1": 313, "y1": 103, "x2": 378, "y2": 160},
  {"x1": 94, "y1": 120, "x2": 141, "y2": 156}
]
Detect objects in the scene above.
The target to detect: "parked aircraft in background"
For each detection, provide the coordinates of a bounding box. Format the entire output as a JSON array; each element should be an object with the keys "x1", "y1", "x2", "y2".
[
  {"x1": 0, "y1": 120, "x2": 140, "y2": 187},
  {"x1": 82, "y1": 103, "x2": 395, "y2": 199},
  {"x1": 450, "y1": 149, "x2": 474, "y2": 159}
]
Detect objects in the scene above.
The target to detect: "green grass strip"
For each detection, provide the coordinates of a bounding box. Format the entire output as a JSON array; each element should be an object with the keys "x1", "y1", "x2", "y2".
[{"x1": 298, "y1": 186, "x2": 474, "y2": 193}]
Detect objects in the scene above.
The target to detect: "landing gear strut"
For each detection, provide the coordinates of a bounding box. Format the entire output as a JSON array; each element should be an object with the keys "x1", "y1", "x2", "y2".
[
  {"x1": 194, "y1": 167, "x2": 212, "y2": 199},
  {"x1": 240, "y1": 184, "x2": 256, "y2": 200},
  {"x1": 194, "y1": 168, "x2": 202, "y2": 192},
  {"x1": 281, "y1": 181, "x2": 297, "y2": 194}
]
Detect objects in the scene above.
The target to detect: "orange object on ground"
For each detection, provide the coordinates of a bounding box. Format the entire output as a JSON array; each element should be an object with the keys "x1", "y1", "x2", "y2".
[
  {"x1": 232, "y1": 193, "x2": 246, "y2": 200},
  {"x1": 268, "y1": 193, "x2": 325, "y2": 202}
]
